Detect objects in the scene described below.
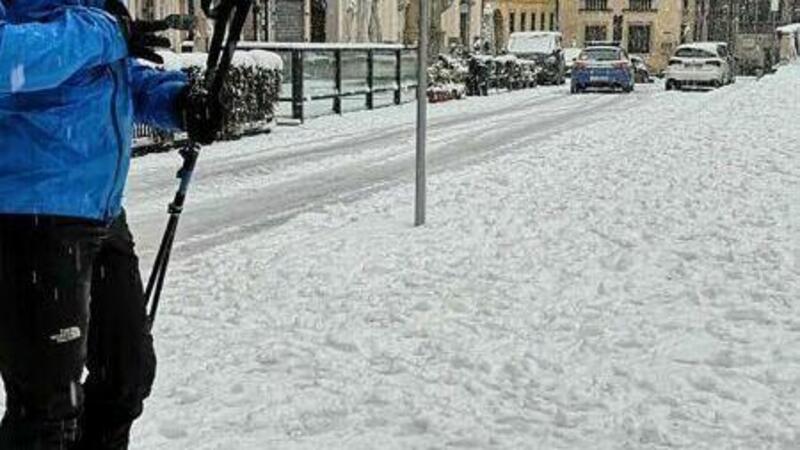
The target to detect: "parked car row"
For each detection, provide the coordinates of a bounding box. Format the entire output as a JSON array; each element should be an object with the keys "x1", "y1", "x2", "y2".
[
  {"x1": 469, "y1": 35, "x2": 737, "y2": 97},
  {"x1": 561, "y1": 40, "x2": 736, "y2": 94}
]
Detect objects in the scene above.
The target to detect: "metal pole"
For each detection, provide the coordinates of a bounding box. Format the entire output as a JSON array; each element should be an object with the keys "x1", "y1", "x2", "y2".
[
  {"x1": 415, "y1": 0, "x2": 428, "y2": 227},
  {"x1": 366, "y1": 49, "x2": 375, "y2": 110},
  {"x1": 334, "y1": 49, "x2": 343, "y2": 114},
  {"x1": 394, "y1": 49, "x2": 402, "y2": 105},
  {"x1": 291, "y1": 50, "x2": 305, "y2": 122}
]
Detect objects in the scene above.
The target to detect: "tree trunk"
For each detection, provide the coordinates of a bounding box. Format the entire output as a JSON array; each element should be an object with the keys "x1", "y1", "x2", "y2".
[
  {"x1": 369, "y1": 0, "x2": 384, "y2": 42},
  {"x1": 403, "y1": 0, "x2": 450, "y2": 62}
]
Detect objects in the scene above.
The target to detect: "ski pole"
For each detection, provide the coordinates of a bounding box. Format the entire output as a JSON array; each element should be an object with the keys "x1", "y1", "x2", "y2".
[
  {"x1": 146, "y1": 0, "x2": 253, "y2": 329},
  {"x1": 146, "y1": 143, "x2": 199, "y2": 330}
]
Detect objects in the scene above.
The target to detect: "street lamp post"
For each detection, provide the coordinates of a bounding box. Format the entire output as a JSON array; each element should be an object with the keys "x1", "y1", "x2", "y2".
[{"x1": 415, "y1": 0, "x2": 428, "y2": 227}]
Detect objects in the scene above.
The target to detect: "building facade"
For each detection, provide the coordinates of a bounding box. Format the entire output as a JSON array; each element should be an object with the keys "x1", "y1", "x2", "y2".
[
  {"x1": 695, "y1": 0, "x2": 800, "y2": 42},
  {"x1": 559, "y1": 0, "x2": 696, "y2": 71},
  {"x1": 131, "y1": 0, "x2": 482, "y2": 49},
  {"x1": 325, "y1": 0, "x2": 414, "y2": 43},
  {"x1": 439, "y1": 0, "x2": 490, "y2": 49},
  {"x1": 497, "y1": 0, "x2": 559, "y2": 48}
]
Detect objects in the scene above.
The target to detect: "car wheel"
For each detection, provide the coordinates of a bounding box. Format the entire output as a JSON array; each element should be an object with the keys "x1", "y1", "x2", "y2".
[{"x1": 665, "y1": 80, "x2": 674, "y2": 91}]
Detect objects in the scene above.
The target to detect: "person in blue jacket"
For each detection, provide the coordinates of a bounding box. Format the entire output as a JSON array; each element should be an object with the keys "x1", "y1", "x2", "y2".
[{"x1": 0, "y1": 0, "x2": 219, "y2": 448}]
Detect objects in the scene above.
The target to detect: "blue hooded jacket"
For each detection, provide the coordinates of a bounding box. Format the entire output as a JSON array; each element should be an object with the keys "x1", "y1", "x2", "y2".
[{"x1": 0, "y1": 0, "x2": 188, "y2": 221}]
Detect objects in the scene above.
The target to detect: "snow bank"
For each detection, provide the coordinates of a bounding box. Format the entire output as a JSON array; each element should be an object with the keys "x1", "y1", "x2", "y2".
[
  {"x1": 178, "y1": 51, "x2": 208, "y2": 70},
  {"x1": 776, "y1": 23, "x2": 800, "y2": 34},
  {"x1": 249, "y1": 50, "x2": 284, "y2": 71},
  {"x1": 156, "y1": 50, "x2": 183, "y2": 72},
  {"x1": 150, "y1": 50, "x2": 283, "y2": 71}
]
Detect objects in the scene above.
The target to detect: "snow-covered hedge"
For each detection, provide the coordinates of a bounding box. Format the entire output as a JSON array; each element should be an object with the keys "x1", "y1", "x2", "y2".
[
  {"x1": 133, "y1": 50, "x2": 282, "y2": 152},
  {"x1": 426, "y1": 53, "x2": 539, "y2": 102},
  {"x1": 427, "y1": 55, "x2": 468, "y2": 103},
  {"x1": 466, "y1": 54, "x2": 539, "y2": 96},
  {"x1": 181, "y1": 50, "x2": 283, "y2": 139}
]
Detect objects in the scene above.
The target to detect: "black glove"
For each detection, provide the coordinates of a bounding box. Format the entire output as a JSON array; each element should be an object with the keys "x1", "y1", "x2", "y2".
[
  {"x1": 177, "y1": 84, "x2": 223, "y2": 146},
  {"x1": 105, "y1": 0, "x2": 172, "y2": 64}
]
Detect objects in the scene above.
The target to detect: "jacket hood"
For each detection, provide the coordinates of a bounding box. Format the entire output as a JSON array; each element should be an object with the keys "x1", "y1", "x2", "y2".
[{"x1": 2, "y1": 0, "x2": 109, "y2": 19}]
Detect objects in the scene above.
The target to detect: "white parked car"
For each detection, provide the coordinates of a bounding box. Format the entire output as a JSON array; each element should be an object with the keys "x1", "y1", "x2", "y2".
[
  {"x1": 507, "y1": 31, "x2": 566, "y2": 84},
  {"x1": 664, "y1": 42, "x2": 735, "y2": 90}
]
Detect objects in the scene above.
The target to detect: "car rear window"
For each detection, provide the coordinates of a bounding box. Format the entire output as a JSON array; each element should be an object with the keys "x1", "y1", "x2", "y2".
[
  {"x1": 580, "y1": 48, "x2": 620, "y2": 61},
  {"x1": 674, "y1": 47, "x2": 717, "y2": 58}
]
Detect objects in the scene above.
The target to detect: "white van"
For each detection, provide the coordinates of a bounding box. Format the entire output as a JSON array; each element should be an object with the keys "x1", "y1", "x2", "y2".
[{"x1": 507, "y1": 32, "x2": 566, "y2": 84}]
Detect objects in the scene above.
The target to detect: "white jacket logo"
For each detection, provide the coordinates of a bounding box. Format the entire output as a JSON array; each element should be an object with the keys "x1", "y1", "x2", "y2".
[{"x1": 50, "y1": 327, "x2": 81, "y2": 344}]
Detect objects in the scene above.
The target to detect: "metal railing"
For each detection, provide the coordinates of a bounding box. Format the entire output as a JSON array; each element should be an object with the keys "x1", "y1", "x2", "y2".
[
  {"x1": 628, "y1": 0, "x2": 653, "y2": 11},
  {"x1": 582, "y1": 0, "x2": 609, "y2": 11},
  {"x1": 236, "y1": 42, "x2": 420, "y2": 122}
]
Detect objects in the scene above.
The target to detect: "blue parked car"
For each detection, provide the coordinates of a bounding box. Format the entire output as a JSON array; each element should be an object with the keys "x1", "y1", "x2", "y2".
[{"x1": 570, "y1": 46, "x2": 635, "y2": 94}]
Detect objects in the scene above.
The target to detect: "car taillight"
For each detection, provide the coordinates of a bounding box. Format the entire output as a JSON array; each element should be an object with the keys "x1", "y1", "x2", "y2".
[
  {"x1": 668, "y1": 59, "x2": 682, "y2": 66},
  {"x1": 575, "y1": 61, "x2": 588, "y2": 69},
  {"x1": 706, "y1": 60, "x2": 722, "y2": 67},
  {"x1": 613, "y1": 61, "x2": 629, "y2": 69}
]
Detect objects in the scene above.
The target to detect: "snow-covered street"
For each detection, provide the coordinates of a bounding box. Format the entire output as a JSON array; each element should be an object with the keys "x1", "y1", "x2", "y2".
[
  {"x1": 5, "y1": 67, "x2": 800, "y2": 448},
  {"x1": 124, "y1": 70, "x2": 798, "y2": 449},
  {"x1": 125, "y1": 82, "x2": 664, "y2": 261}
]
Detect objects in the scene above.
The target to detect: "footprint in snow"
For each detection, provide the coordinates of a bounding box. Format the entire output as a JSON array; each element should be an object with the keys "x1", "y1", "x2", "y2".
[
  {"x1": 158, "y1": 422, "x2": 188, "y2": 440},
  {"x1": 325, "y1": 334, "x2": 360, "y2": 353},
  {"x1": 170, "y1": 386, "x2": 202, "y2": 405}
]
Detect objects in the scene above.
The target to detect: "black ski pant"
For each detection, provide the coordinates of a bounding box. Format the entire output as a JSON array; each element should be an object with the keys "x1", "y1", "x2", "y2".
[{"x1": 0, "y1": 211, "x2": 155, "y2": 450}]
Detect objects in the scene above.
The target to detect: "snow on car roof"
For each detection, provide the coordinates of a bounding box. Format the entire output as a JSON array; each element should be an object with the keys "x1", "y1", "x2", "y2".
[
  {"x1": 494, "y1": 55, "x2": 519, "y2": 63},
  {"x1": 509, "y1": 31, "x2": 562, "y2": 38},
  {"x1": 508, "y1": 32, "x2": 562, "y2": 54},
  {"x1": 584, "y1": 46, "x2": 621, "y2": 51},
  {"x1": 675, "y1": 42, "x2": 722, "y2": 54},
  {"x1": 777, "y1": 23, "x2": 800, "y2": 33}
]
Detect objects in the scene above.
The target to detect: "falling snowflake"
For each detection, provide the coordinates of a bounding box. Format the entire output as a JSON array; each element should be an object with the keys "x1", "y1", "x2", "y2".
[{"x1": 10, "y1": 64, "x2": 25, "y2": 92}]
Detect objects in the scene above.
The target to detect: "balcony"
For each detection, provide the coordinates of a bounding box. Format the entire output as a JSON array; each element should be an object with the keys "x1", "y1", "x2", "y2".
[
  {"x1": 581, "y1": 0, "x2": 610, "y2": 12},
  {"x1": 626, "y1": 0, "x2": 656, "y2": 12}
]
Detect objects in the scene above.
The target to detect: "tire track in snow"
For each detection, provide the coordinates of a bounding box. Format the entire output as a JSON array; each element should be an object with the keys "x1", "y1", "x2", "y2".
[
  {"x1": 130, "y1": 88, "x2": 568, "y2": 199},
  {"x1": 129, "y1": 86, "x2": 658, "y2": 261}
]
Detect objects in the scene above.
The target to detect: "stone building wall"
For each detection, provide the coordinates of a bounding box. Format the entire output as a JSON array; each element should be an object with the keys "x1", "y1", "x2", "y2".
[{"x1": 559, "y1": 0, "x2": 695, "y2": 71}]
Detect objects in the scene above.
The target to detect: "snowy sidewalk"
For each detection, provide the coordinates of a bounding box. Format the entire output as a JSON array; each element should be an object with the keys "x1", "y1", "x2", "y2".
[
  {"x1": 129, "y1": 68, "x2": 800, "y2": 449},
  {"x1": 123, "y1": 67, "x2": 800, "y2": 449}
]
